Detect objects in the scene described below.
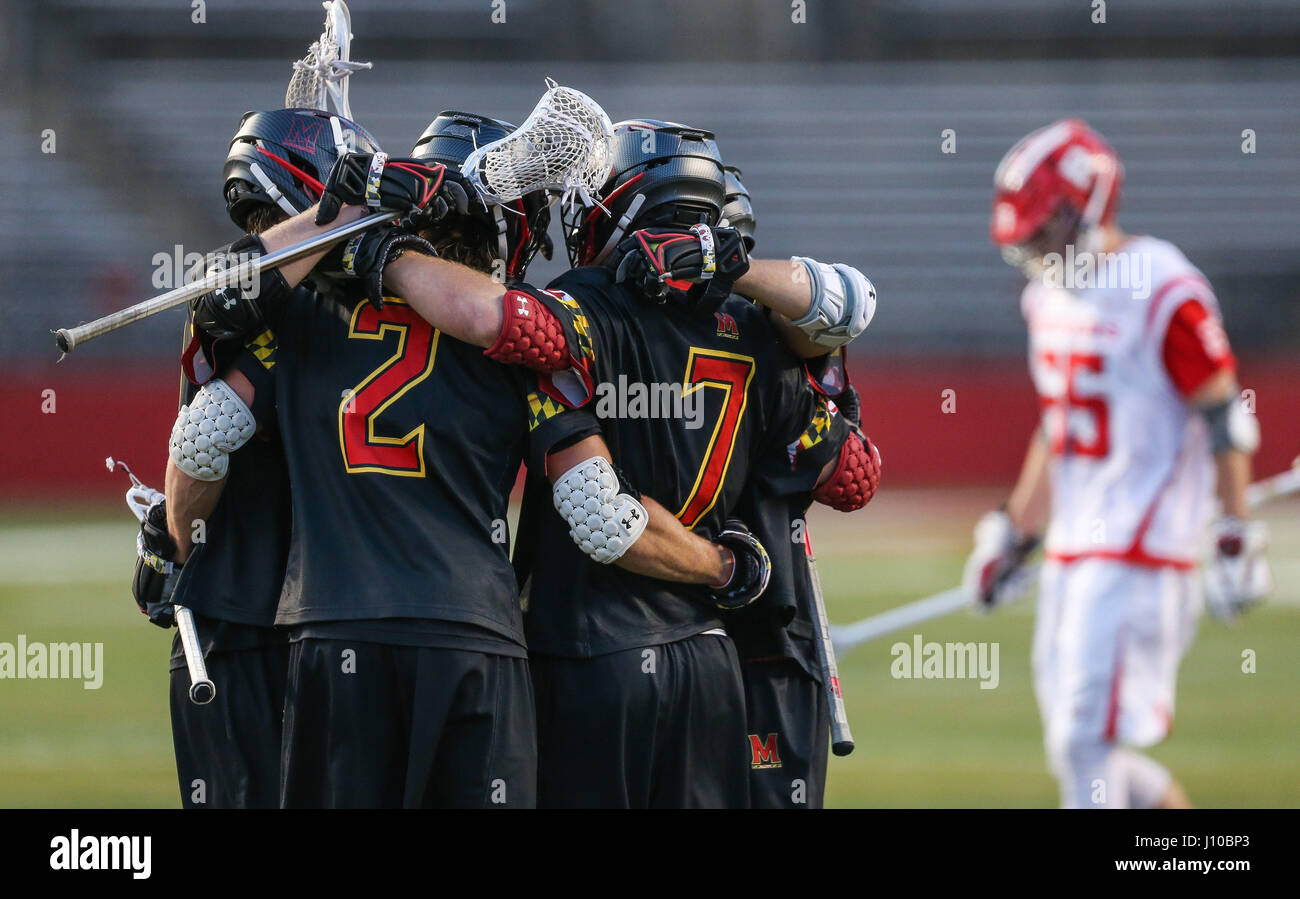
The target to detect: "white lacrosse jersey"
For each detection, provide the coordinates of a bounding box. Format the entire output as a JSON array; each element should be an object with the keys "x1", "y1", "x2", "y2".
[{"x1": 1021, "y1": 236, "x2": 1236, "y2": 569}]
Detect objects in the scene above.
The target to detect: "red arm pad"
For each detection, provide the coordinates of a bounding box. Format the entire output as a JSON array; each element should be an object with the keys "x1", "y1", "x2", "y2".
[
  {"x1": 812, "y1": 433, "x2": 881, "y2": 512},
  {"x1": 483, "y1": 288, "x2": 570, "y2": 373}
]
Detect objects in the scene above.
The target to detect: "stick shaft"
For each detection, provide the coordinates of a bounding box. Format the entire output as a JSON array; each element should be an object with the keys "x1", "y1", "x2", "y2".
[
  {"x1": 55, "y1": 211, "x2": 394, "y2": 353},
  {"x1": 805, "y1": 532, "x2": 854, "y2": 756},
  {"x1": 831, "y1": 463, "x2": 1300, "y2": 656},
  {"x1": 174, "y1": 605, "x2": 215, "y2": 705}
]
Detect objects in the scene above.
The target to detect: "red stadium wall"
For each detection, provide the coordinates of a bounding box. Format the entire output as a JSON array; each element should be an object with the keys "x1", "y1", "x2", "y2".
[{"x1": 2, "y1": 356, "x2": 1296, "y2": 501}]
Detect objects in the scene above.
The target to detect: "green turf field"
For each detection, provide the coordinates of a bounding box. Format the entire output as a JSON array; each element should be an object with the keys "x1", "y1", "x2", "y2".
[{"x1": 0, "y1": 490, "x2": 1296, "y2": 808}]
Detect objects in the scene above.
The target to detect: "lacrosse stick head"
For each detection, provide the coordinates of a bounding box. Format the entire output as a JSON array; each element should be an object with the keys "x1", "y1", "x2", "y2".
[
  {"x1": 562, "y1": 119, "x2": 726, "y2": 267},
  {"x1": 284, "y1": 1, "x2": 373, "y2": 120},
  {"x1": 461, "y1": 79, "x2": 613, "y2": 212},
  {"x1": 107, "y1": 457, "x2": 163, "y2": 522},
  {"x1": 413, "y1": 110, "x2": 555, "y2": 279},
  {"x1": 223, "y1": 107, "x2": 381, "y2": 229}
]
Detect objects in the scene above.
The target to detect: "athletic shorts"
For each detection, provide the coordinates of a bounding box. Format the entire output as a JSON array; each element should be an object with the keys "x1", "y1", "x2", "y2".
[
  {"x1": 531, "y1": 632, "x2": 748, "y2": 808},
  {"x1": 741, "y1": 658, "x2": 829, "y2": 809},
  {"x1": 169, "y1": 627, "x2": 289, "y2": 809},
  {"x1": 1034, "y1": 558, "x2": 1201, "y2": 756},
  {"x1": 279, "y1": 637, "x2": 536, "y2": 808}
]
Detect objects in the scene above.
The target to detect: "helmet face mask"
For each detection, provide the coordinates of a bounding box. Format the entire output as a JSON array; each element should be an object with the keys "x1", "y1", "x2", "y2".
[
  {"x1": 410, "y1": 110, "x2": 553, "y2": 280},
  {"x1": 991, "y1": 118, "x2": 1122, "y2": 279},
  {"x1": 565, "y1": 119, "x2": 727, "y2": 268},
  {"x1": 720, "y1": 165, "x2": 756, "y2": 252},
  {"x1": 224, "y1": 108, "x2": 381, "y2": 231}
]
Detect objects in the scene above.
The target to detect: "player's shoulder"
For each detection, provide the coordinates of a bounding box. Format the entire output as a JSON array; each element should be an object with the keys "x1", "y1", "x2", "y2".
[{"x1": 1125, "y1": 234, "x2": 1218, "y2": 323}]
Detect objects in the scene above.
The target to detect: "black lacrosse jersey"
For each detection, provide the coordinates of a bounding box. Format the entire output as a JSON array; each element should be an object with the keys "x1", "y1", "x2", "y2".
[
  {"x1": 234, "y1": 289, "x2": 594, "y2": 647},
  {"x1": 168, "y1": 301, "x2": 291, "y2": 633},
  {"x1": 515, "y1": 267, "x2": 848, "y2": 657}
]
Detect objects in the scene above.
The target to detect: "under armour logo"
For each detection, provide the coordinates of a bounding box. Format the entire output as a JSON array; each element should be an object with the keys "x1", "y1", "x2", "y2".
[
  {"x1": 220, "y1": 289, "x2": 238, "y2": 310},
  {"x1": 516, "y1": 296, "x2": 531, "y2": 316}
]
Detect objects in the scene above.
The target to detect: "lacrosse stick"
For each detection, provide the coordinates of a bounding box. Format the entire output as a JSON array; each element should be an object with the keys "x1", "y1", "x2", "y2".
[
  {"x1": 831, "y1": 455, "x2": 1300, "y2": 656},
  {"x1": 284, "y1": 1, "x2": 371, "y2": 119},
  {"x1": 805, "y1": 529, "x2": 854, "y2": 756},
  {"x1": 108, "y1": 457, "x2": 215, "y2": 705},
  {"x1": 56, "y1": 81, "x2": 613, "y2": 354}
]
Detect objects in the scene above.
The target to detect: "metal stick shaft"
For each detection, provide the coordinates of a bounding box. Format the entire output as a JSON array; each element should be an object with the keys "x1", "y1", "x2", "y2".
[
  {"x1": 805, "y1": 531, "x2": 854, "y2": 757},
  {"x1": 55, "y1": 210, "x2": 395, "y2": 353},
  {"x1": 175, "y1": 605, "x2": 215, "y2": 705}
]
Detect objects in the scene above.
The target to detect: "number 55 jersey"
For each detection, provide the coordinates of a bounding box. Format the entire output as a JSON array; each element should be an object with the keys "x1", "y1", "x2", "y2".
[{"x1": 1022, "y1": 235, "x2": 1237, "y2": 570}]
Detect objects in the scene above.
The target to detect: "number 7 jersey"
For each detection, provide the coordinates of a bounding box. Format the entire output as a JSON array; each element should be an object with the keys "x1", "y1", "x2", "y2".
[{"x1": 1022, "y1": 236, "x2": 1233, "y2": 569}]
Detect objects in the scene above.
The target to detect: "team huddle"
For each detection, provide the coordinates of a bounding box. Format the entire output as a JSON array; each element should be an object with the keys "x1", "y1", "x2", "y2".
[{"x1": 123, "y1": 11, "x2": 1270, "y2": 810}]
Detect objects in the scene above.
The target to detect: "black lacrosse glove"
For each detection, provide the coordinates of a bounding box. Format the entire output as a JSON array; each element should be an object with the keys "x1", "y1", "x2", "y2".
[
  {"x1": 612, "y1": 225, "x2": 750, "y2": 309},
  {"x1": 132, "y1": 498, "x2": 179, "y2": 629},
  {"x1": 318, "y1": 224, "x2": 437, "y2": 309},
  {"x1": 315, "y1": 153, "x2": 447, "y2": 225},
  {"x1": 709, "y1": 519, "x2": 772, "y2": 611},
  {"x1": 191, "y1": 234, "x2": 291, "y2": 345}
]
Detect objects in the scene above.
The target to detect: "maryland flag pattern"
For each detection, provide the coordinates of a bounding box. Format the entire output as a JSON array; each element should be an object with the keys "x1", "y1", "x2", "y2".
[
  {"x1": 542, "y1": 289, "x2": 595, "y2": 366},
  {"x1": 526, "y1": 391, "x2": 568, "y2": 432},
  {"x1": 791, "y1": 395, "x2": 836, "y2": 456},
  {"x1": 248, "y1": 328, "x2": 278, "y2": 370}
]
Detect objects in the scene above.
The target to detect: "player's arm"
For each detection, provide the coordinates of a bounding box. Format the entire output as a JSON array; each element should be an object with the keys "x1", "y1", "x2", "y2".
[
  {"x1": 544, "y1": 435, "x2": 769, "y2": 609},
  {"x1": 962, "y1": 427, "x2": 1048, "y2": 610},
  {"x1": 609, "y1": 227, "x2": 877, "y2": 359},
  {"x1": 164, "y1": 367, "x2": 262, "y2": 561},
  {"x1": 1164, "y1": 299, "x2": 1268, "y2": 618}
]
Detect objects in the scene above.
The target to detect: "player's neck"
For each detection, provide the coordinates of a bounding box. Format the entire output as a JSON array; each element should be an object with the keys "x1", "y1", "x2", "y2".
[{"x1": 1097, "y1": 226, "x2": 1130, "y2": 254}]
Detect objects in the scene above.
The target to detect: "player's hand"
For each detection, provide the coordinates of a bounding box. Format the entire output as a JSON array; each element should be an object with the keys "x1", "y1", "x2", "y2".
[
  {"x1": 318, "y1": 224, "x2": 436, "y2": 309},
  {"x1": 315, "y1": 153, "x2": 447, "y2": 225},
  {"x1": 132, "y1": 498, "x2": 178, "y2": 629},
  {"x1": 709, "y1": 519, "x2": 771, "y2": 610},
  {"x1": 1204, "y1": 517, "x2": 1271, "y2": 621},
  {"x1": 961, "y1": 510, "x2": 1039, "y2": 611},
  {"x1": 612, "y1": 225, "x2": 750, "y2": 304}
]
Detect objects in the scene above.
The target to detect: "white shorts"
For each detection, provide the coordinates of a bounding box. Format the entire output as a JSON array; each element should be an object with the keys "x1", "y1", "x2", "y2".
[{"x1": 1033, "y1": 558, "x2": 1201, "y2": 753}]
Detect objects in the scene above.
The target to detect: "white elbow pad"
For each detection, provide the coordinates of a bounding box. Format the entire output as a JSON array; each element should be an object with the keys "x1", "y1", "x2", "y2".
[
  {"x1": 552, "y1": 456, "x2": 648, "y2": 564},
  {"x1": 790, "y1": 257, "x2": 877, "y2": 348},
  {"x1": 168, "y1": 378, "x2": 256, "y2": 482},
  {"x1": 1203, "y1": 394, "x2": 1260, "y2": 455}
]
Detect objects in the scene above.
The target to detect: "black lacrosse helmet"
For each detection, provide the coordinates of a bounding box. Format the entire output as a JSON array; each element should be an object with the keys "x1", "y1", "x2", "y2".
[
  {"x1": 411, "y1": 110, "x2": 553, "y2": 279},
  {"x1": 224, "y1": 108, "x2": 382, "y2": 230},
  {"x1": 721, "y1": 165, "x2": 756, "y2": 252},
  {"x1": 563, "y1": 119, "x2": 726, "y2": 267}
]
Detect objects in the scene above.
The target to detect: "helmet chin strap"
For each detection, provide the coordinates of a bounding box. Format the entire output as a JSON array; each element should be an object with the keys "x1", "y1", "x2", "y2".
[
  {"x1": 249, "y1": 162, "x2": 302, "y2": 217},
  {"x1": 592, "y1": 193, "x2": 647, "y2": 265}
]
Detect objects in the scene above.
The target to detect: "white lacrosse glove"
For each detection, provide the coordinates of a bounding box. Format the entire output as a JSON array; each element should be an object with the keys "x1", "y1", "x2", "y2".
[
  {"x1": 1204, "y1": 517, "x2": 1271, "y2": 621},
  {"x1": 962, "y1": 510, "x2": 1039, "y2": 611}
]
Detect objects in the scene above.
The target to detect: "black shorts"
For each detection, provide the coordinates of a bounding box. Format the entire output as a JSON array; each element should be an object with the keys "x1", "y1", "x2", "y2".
[
  {"x1": 279, "y1": 637, "x2": 536, "y2": 808},
  {"x1": 169, "y1": 632, "x2": 289, "y2": 809},
  {"x1": 531, "y1": 633, "x2": 748, "y2": 808},
  {"x1": 741, "y1": 658, "x2": 829, "y2": 809}
]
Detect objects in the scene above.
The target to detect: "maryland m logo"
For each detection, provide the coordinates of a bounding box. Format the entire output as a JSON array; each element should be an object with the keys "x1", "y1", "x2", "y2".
[
  {"x1": 715, "y1": 312, "x2": 740, "y2": 340},
  {"x1": 749, "y1": 733, "x2": 782, "y2": 769}
]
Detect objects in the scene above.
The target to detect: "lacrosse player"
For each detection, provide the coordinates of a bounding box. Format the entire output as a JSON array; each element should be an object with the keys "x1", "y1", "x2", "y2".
[
  {"x1": 711, "y1": 168, "x2": 874, "y2": 809},
  {"x1": 962, "y1": 118, "x2": 1272, "y2": 808},
  {"x1": 135, "y1": 0, "x2": 387, "y2": 806}
]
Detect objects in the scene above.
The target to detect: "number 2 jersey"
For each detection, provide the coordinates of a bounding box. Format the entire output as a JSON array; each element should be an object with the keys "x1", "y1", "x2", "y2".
[
  {"x1": 515, "y1": 266, "x2": 850, "y2": 657},
  {"x1": 1022, "y1": 235, "x2": 1237, "y2": 568},
  {"x1": 233, "y1": 288, "x2": 596, "y2": 650}
]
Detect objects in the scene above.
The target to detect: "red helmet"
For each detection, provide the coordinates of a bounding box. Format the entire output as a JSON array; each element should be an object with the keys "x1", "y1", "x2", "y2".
[{"x1": 991, "y1": 118, "x2": 1123, "y2": 254}]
